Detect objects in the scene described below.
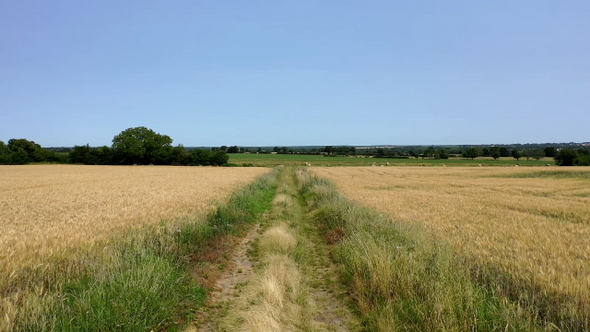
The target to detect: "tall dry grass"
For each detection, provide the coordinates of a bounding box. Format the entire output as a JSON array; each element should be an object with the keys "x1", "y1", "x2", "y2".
[{"x1": 312, "y1": 166, "x2": 590, "y2": 328}]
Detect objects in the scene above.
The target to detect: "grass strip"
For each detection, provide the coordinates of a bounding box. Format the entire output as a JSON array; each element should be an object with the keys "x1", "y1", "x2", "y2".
[
  {"x1": 215, "y1": 167, "x2": 308, "y2": 331},
  {"x1": 295, "y1": 168, "x2": 547, "y2": 331},
  {"x1": 3, "y1": 168, "x2": 278, "y2": 332},
  {"x1": 490, "y1": 170, "x2": 590, "y2": 179}
]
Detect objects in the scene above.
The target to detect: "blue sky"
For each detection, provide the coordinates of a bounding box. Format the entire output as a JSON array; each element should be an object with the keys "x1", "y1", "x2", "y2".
[{"x1": 1, "y1": 1, "x2": 588, "y2": 147}]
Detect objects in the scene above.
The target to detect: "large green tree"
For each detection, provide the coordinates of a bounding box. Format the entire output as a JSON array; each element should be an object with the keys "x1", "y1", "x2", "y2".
[
  {"x1": 112, "y1": 127, "x2": 173, "y2": 165},
  {"x1": 553, "y1": 148, "x2": 590, "y2": 166},
  {"x1": 0, "y1": 139, "x2": 61, "y2": 164},
  {"x1": 437, "y1": 148, "x2": 450, "y2": 159},
  {"x1": 531, "y1": 149, "x2": 545, "y2": 161},
  {"x1": 577, "y1": 149, "x2": 590, "y2": 166},
  {"x1": 490, "y1": 147, "x2": 501, "y2": 160},
  {"x1": 512, "y1": 150, "x2": 522, "y2": 161},
  {"x1": 0, "y1": 141, "x2": 11, "y2": 164},
  {"x1": 462, "y1": 147, "x2": 479, "y2": 160},
  {"x1": 6, "y1": 138, "x2": 43, "y2": 164},
  {"x1": 554, "y1": 149, "x2": 578, "y2": 166},
  {"x1": 544, "y1": 146, "x2": 557, "y2": 158}
]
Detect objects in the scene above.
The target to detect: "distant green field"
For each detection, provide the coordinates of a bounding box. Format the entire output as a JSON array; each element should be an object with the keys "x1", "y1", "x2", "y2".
[{"x1": 227, "y1": 154, "x2": 556, "y2": 167}]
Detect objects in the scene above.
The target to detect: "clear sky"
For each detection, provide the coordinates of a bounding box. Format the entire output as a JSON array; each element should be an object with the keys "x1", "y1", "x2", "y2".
[{"x1": 1, "y1": 1, "x2": 588, "y2": 147}]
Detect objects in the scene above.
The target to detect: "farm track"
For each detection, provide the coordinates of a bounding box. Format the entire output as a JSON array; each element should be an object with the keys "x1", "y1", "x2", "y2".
[
  {"x1": 285, "y1": 168, "x2": 360, "y2": 332},
  {"x1": 186, "y1": 168, "x2": 359, "y2": 332},
  {"x1": 187, "y1": 223, "x2": 265, "y2": 332}
]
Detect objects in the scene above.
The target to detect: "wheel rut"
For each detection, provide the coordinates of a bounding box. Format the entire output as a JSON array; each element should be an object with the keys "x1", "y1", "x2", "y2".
[
  {"x1": 306, "y1": 236, "x2": 358, "y2": 332},
  {"x1": 184, "y1": 222, "x2": 264, "y2": 332}
]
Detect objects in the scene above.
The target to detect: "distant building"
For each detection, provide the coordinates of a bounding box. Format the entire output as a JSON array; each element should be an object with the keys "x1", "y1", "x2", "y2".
[{"x1": 356, "y1": 145, "x2": 399, "y2": 150}]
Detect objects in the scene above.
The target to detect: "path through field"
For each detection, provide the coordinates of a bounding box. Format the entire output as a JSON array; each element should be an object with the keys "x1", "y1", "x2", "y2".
[{"x1": 185, "y1": 168, "x2": 360, "y2": 331}]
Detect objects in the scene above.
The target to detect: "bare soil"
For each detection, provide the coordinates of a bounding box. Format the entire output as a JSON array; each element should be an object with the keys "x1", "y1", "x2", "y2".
[{"x1": 185, "y1": 223, "x2": 263, "y2": 332}]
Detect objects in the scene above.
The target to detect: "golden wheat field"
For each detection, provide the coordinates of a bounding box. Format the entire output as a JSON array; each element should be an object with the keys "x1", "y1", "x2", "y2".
[
  {"x1": 312, "y1": 167, "x2": 590, "y2": 312},
  {"x1": 0, "y1": 165, "x2": 269, "y2": 272}
]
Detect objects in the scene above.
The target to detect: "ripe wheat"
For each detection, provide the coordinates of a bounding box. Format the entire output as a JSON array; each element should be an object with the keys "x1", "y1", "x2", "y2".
[
  {"x1": 0, "y1": 165, "x2": 269, "y2": 273},
  {"x1": 312, "y1": 166, "x2": 590, "y2": 320}
]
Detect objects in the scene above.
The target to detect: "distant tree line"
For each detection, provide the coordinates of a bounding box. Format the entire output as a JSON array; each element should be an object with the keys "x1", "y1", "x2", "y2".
[
  {"x1": 0, "y1": 139, "x2": 68, "y2": 164},
  {"x1": 322, "y1": 146, "x2": 357, "y2": 156},
  {"x1": 1, "y1": 127, "x2": 229, "y2": 166},
  {"x1": 463, "y1": 146, "x2": 589, "y2": 165},
  {"x1": 217, "y1": 146, "x2": 359, "y2": 155},
  {"x1": 182, "y1": 143, "x2": 590, "y2": 166},
  {"x1": 2, "y1": 133, "x2": 589, "y2": 166},
  {"x1": 354, "y1": 145, "x2": 589, "y2": 166}
]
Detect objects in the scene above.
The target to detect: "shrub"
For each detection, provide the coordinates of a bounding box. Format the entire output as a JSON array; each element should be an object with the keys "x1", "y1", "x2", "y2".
[{"x1": 555, "y1": 149, "x2": 578, "y2": 166}]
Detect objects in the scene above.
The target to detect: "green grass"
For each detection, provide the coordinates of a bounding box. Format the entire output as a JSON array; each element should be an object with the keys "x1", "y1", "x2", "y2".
[
  {"x1": 50, "y1": 250, "x2": 206, "y2": 332},
  {"x1": 492, "y1": 170, "x2": 590, "y2": 179},
  {"x1": 208, "y1": 171, "x2": 276, "y2": 233},
  {"x1": 228, "y1": 153, "x2": 555, "y2": 167}
]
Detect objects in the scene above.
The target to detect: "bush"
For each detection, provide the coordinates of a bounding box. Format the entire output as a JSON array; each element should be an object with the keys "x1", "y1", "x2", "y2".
[
  {"x1": 188, "y1": 149, "x2": 229, "y2": 166},
  {"x1": 555, "y1": 149, "x2": 578, "y2": 166},
  {"x1": 575, "y1": 153, "x2": 590, "y2": 166}
]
